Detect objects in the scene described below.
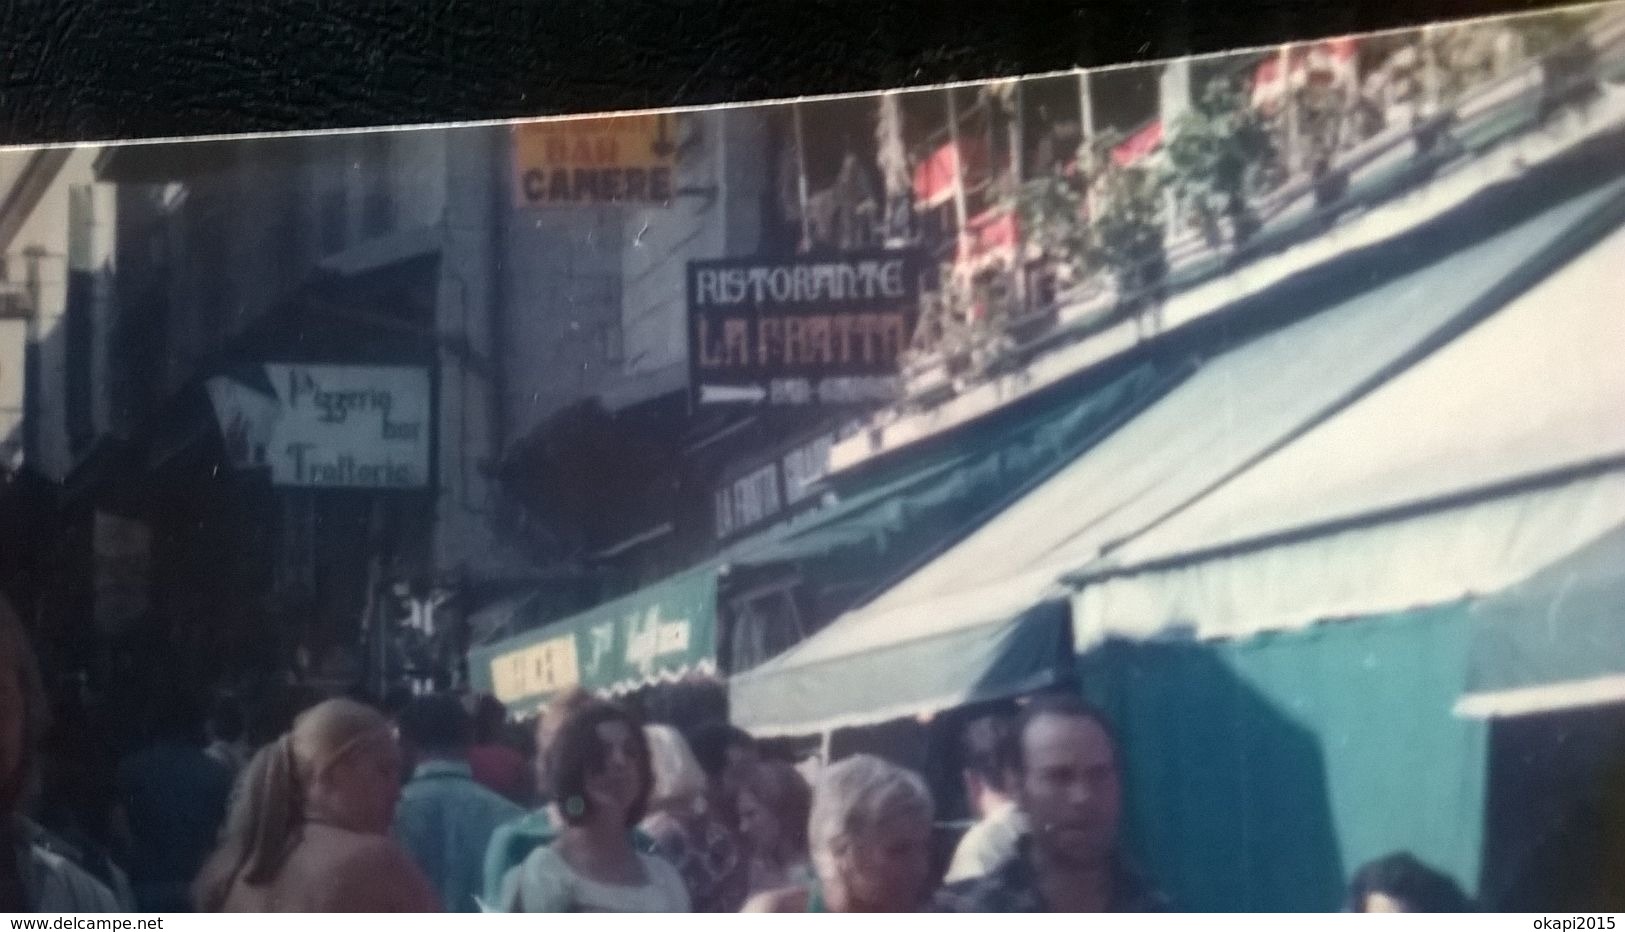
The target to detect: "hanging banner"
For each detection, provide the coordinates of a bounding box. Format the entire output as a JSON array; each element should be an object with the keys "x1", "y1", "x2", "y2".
[
  {"x1": 512, "y1": 114, "x2": 679, "y2": 208},
  {"x1": 687, "y1": 248, "x2": 923, "y2": 408}
]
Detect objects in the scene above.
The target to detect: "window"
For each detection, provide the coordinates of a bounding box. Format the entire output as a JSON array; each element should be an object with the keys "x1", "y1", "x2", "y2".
[{"x1": 726, "y1": 580, "x2": 807, "y2": 674}]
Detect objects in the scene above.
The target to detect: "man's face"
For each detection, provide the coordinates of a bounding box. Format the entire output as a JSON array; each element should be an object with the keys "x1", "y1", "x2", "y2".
[{"x1": 1015, "y1": 713, "x2": 1122, "y2": 869}]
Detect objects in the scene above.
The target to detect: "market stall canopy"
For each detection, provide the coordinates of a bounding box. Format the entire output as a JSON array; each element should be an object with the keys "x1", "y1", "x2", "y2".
[
  {"x1": 468, "y1": 565, "x2": 719, "y2": 716},
  {"x1": 1455, "y1": 522, "x2": 1625, "y2": 719},
  {"x1": 1068, "y1": 180, "x2": 1625, "y2": 646}
]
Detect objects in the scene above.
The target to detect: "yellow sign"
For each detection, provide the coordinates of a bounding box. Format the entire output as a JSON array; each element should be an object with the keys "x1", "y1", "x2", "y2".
[
  {"x1": 512, "y1": 114, "x2": 678, "y2": 207},
  {"x1": 489, "y1": 633, "x2": 581, "y2": 703}
]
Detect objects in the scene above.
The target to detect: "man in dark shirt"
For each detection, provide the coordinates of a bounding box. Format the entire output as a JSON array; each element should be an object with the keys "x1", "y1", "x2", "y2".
[
  {"x1": 935, "y1": 694, "x2": 1168, "y2": 912},
  {"x1": 112, "y1": 690, "x2": 232, "y2": 912}
]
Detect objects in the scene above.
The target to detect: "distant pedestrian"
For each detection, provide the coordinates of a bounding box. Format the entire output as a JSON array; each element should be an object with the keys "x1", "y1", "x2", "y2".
[
  {"x1": 943, "y1": 707, "x2": 1026, "y2": 883},
  {"x1": 744, "y1": 754, "x2": 934, "y2": 913},
  {"x1": 204, "y1": 694, "x2": 252, "y2": 776},
  {"x1": 112, "y1": 689, "x2": 233, "y2": 911},
  {"x1": 1346, "y1": 852, "x2": 1473, "y2": 912},
  {"x1": 193, "y1": 699, "x2": 440, "y2": 912},
  {"x1": 496, "y1": 701, "x2": 688, "y2": 912},
  {"x1": 466, "y1": 694, "x2": 529, "y2": 805},
  {"x1": 640, "y1": 724, "x2": 747, "y2": 912},
  {"x1": 689, "y1": 723, "x2": 759, "y2": 808},
  {"x1": 737, "y1": 760, "x2": 813, "y2": 897},
  {"x1": 393, "y1": 694, "x2": 524, "y2": 912},
  {"x1": 934, "y1": 695, "x2": 1168, "y2": 912}
]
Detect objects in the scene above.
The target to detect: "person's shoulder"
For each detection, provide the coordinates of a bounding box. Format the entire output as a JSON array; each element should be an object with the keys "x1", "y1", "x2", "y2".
[
  {"x1": 320, "y1": 832, "x2": 441, "y2": 911},
  {"x1": 462, "y1": 779, "x2": 526, "y2": 820},
  {"x1": 639, "y1": 848, "x2": 684, "y2": 881},
  {"x1": 741, "y1": 885, "x2": 810, "y2": 913},
  {"x1": 335, "y1": 828, "x2": 415, "y2": 864},
  {"x1": 1112, "y1": 860, "x2": 1174, "y2": 912},
  {"x1": 638, "y1": 849, "x2": 690, "y2": 905},
  {"x1": 933, "y1": 874, "x2": 997, "y2": 912},
  {"x1": 28, "y1": 842, "x2": 124, "y2": 913},
  {"x1": 935, "y1": 854, "x2": 1028, "y2": 912}
]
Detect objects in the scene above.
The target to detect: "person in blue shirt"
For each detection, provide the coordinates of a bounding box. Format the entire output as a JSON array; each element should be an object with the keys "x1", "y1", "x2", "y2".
[{"x1": 393, "y1": 694, "x2": 523, "y2": 912}]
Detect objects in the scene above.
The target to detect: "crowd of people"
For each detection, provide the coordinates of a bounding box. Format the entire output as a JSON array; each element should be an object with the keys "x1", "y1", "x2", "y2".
[{"x1": 2, "y1": 592, "x2": 1475, "y2": 913}]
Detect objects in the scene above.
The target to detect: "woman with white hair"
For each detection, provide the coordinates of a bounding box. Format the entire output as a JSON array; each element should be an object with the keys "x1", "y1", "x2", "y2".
[
  {"x1": 639, "y1": 724, "x2": 746, "y2": 912},
  {"x1": 743, "y1": 753, "x2": 935, "y2": 913}
]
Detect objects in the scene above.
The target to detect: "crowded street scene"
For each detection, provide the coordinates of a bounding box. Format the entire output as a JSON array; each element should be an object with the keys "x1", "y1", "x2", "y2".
[{"x1": 4, "y1": 2, "x2": 1625, "y2": 914}]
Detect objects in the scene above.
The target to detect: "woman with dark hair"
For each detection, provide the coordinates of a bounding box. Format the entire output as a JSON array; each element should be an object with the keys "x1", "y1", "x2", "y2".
[
  {"x1": 1, "y1": 595, "x2": 123, "y2": 912},
  {"x1": 1346, "y1": 852, "x2": 1474, "y2": 912},
  {"x1": 496, "y1": 700, "x2": 689, "y2": 912},
  {"x1": 193, "y1": 698, "x2": 440, "y2": 912}
]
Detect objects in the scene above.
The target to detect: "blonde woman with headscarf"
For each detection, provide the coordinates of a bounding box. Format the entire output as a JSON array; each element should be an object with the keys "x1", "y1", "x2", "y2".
[{"x1": 193, "y1": 698, "x2": 441, "y2": 912}]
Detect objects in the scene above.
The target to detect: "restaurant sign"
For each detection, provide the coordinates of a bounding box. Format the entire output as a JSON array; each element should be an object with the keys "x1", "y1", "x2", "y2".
[
  {"x1": 512, "y1": 114, "x2": 679, "y2": 208},
  {"x1": 713, "y1": 430, "x2": 838, "y2": 540},
  {"x1": 687, "y1": 249, "x2": 922, "y2": 408},
  {"x1": 206, "y1": 364, "x2": 432, "y2": 490}
]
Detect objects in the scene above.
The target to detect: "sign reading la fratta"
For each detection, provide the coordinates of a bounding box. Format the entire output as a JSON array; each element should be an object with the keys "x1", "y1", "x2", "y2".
[
  {"x1": 205, "y1": 363, "x2": 431, "y2": 490},
  {"x1": 687, "y1": 248, "x2": 923, "y2": 408}
]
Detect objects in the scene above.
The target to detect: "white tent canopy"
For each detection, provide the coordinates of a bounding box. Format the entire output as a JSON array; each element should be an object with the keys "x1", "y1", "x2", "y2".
[{"x1": 1074, "y1": 212, "x2": 1625, "y2": 645}]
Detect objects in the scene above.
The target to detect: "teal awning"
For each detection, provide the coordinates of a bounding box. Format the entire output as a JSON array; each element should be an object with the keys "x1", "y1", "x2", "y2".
[
  {"x1": 1456, "y1": 521, "x2": 1625, "y2": 719},
  {"x1": 732, "y1": 360, "x2": 1174, "y2": 574},
  {"x1": 1081, "y1": 603, "x2": 1488, "y2": 911},
  {"x1": 731, "y1": 597, "x2": 1073, "y2": 737},
  {"x1": 468, "y1": 565, "x2": 720, "y2": 714},
  {"x1": 725, "y1": 363, "x2": 1179, "y2": 735}
]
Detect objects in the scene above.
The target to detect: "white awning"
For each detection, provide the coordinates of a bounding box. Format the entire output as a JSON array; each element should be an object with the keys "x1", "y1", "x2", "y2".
[{"x1": 1072, "y1": 199, "x2": 1625, "y2": 646}]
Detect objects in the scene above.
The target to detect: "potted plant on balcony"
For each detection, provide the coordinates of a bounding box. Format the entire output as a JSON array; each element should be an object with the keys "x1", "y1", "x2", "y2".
[
  {"x1": 1163, "y1": 77, "x2": 1277, "y2": 253},
  {"x1": 1018, "y1": 133, "x2": 1167, "y2": 334}
]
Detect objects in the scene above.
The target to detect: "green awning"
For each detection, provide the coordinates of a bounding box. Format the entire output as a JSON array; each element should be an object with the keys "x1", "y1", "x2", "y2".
[
  {"x1": 468, "y1": 565, "x2": 720, "y2": 713},
  {"x1": 1080, "y1": 603, "x2": 1488, "y2": 911},
  {"x1": 1456, "y1": 521, "x2": 1625, "y2": 719},
  {"x1": 731, "y1": 597, "x2": 1073, "y2": 737},
  {"x1": 730, "y1": 360, "x2": 1176, "y2": 578}
]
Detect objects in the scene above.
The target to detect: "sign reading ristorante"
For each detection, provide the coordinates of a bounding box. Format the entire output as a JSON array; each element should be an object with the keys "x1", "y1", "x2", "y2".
[{"x1": 687, "y1": 249, "x2": 921, "y2": 407}]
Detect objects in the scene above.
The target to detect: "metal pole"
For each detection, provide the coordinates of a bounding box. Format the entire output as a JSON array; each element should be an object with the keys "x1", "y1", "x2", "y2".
[
  {"x1": 1078, "y1": 70, "x2": 1096, "y2": 145},
  {"x1": 792, "y1": 103, "x2": 813, "y2": 250},
  {"x1": 944, "y1": 87, "x2": 971, "y2": 279},
  {"x1": 1077, "y1": 70, "x2": 1097, "y2": 224},
  {"x1": 1279, "y1": 45, "x2": 1300, "y2": 175},
  {"x1": 1008, "y1": 81, "x2": 1027, "y2": 311}
]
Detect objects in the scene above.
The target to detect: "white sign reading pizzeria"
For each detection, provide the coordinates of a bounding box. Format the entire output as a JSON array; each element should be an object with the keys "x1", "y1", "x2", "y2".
[{"x1": 264, "y1": 364, "x2": 431, "y2": 489}]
